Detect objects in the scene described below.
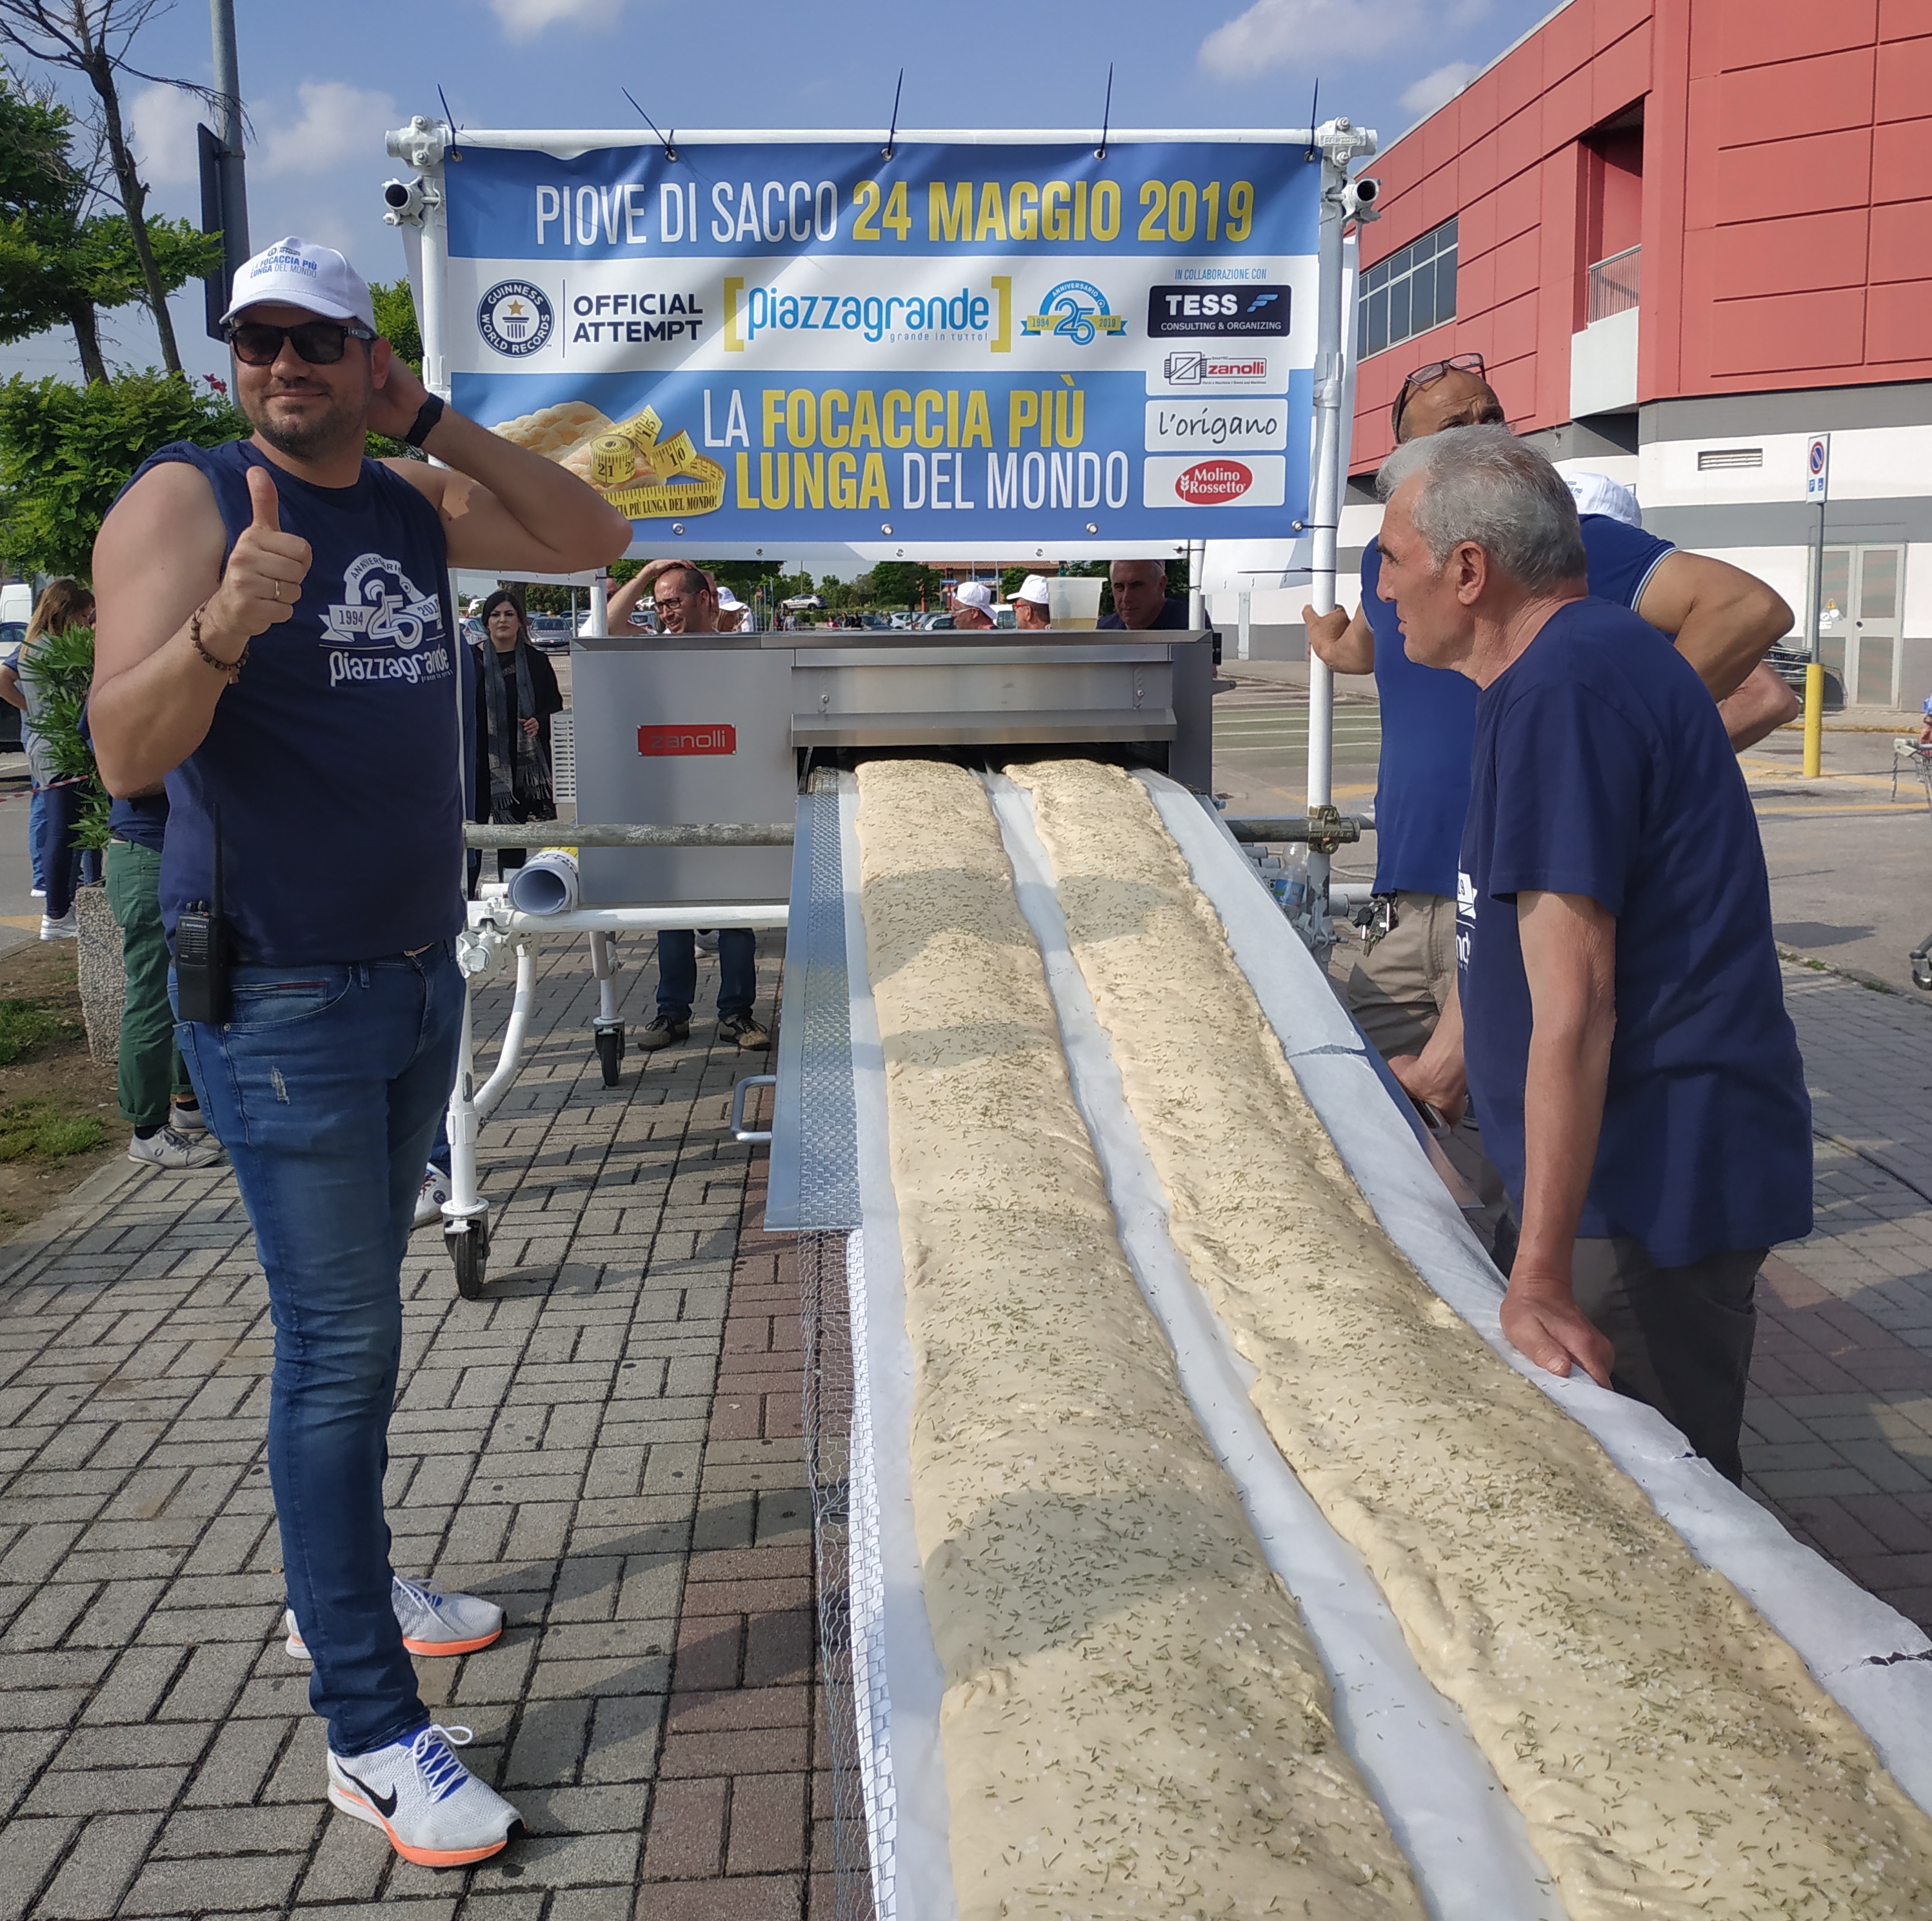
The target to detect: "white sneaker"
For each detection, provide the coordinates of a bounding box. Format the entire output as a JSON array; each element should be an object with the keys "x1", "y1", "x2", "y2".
[
  {"x1": 126, "y1": 1126, "x2": 224, "y2": 1170},
  {"x1": 286, "y1": 1574, "x2": 504, "y2": 1660},
  {"x1": 39, "y1": 912, "x2": 75, "y2": 941},
  {"x1": 326, "y1": 1724, "x2": 520, "y2": 1867},
  {"x1": 29, "y1": 886, "x2": 43, "y2": 899},
  {"x1": 413, "y1": 1164, "x2": 452, "y2": 1229},
  {"x1": 168, "y1": 1100, "x2": 211, "y2": 1141}
]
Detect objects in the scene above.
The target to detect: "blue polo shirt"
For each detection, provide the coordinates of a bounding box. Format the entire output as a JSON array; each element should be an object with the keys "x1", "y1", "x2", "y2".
[
  {"x1": 1363, "y1": 514, "x2": 1675, "y2": 897},
  {"x1": 1456, "y1": 597, "x2": 1811, "y2": 1267}
]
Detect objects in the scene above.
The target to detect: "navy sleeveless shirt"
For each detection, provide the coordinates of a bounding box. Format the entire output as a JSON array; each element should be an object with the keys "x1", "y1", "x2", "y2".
[{"x1": 130, "y1": 439, "x2": 465, "y2": 965}]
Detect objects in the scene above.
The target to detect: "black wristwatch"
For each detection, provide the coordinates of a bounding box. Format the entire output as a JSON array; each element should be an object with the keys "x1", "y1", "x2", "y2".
[{"x1": 404, "y1": 392, "x2": 446, "y2": 448}]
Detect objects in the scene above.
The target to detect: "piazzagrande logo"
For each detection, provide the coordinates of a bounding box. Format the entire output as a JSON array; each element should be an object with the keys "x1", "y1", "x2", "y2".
[{"x1": 1022, "y1": 280, "x2": 1126, "y2": 346}]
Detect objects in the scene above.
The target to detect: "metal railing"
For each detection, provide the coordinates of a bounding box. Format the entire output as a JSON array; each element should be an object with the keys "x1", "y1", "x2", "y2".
[{"x1": 1587, "y1": 244, "x2": 1641, "y2": 323}]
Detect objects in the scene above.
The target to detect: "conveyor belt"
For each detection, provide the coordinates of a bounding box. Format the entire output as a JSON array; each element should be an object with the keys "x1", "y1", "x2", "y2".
[{"x1": 772, "y1": 762, "x2": 1932, "y2": 1921}]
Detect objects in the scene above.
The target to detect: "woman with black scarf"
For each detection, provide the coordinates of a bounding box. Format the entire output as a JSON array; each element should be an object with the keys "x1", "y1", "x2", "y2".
[{"x1": 473, "y1": 590, "x2": 564, "y2": 882}]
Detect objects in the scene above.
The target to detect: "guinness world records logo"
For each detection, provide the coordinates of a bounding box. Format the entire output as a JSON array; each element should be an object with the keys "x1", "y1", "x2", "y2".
[{"x1": 478, "y1": 279, "x2": 553, "y2": 357}]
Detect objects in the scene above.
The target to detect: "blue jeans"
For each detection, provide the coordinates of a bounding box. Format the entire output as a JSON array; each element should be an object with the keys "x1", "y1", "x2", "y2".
[
  {"x1": 174, "y1": 945, "x2": 463, "y2": 1757},
  {"x1": 655, "y1": 928, "x2": 755, "y2": 1021},
  {"x1": 35, "y1": 781, "x2": 82, "y2": 919},
  {"x1": 28, "y1": 786, "x2": 46, "y2": 891}
]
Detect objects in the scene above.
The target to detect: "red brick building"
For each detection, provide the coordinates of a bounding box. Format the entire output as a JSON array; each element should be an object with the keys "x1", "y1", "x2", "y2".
[{"x1": 1324, "y1": 0, "x2": 1932, "y2": 705}]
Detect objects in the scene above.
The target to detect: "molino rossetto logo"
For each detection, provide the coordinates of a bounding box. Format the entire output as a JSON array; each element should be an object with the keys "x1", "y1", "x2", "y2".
[{"x1": 1173, "y1": 459, "x2": 1255, "y2": 504}]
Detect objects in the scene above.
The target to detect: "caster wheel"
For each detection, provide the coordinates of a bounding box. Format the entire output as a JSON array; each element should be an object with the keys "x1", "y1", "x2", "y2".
[
  {"x1": 447, "y1": 1215, "x2": 491, "y2": 1299},
  {"x1": 596, "y1": 1026, "x2": 625, "y2": 1086},
  {"x1": 1914, "y1": 961, "x2": 1932, "y2": 992}
]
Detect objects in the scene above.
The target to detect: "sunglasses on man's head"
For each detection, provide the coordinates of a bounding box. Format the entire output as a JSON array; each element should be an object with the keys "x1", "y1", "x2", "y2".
[
  {"x1": 1389, "y1": 352, "x2": 1488, "y2": 438},
  {"x1": 223, "y1": 319, "x2": 376, "y2": 366}
]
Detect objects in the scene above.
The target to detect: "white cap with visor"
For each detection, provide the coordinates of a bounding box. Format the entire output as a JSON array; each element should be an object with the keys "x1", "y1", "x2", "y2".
[{"x1": 222, "y1": 236, "x2": 376, "y2": 332}]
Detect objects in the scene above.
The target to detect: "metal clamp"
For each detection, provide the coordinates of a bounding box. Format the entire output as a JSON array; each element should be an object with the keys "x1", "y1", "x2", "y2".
[
  {"x1": 730, "y1": 1074, "x2": 777, "y2": 1144},
  {"x1": 1303, "y1": 802, "x2": 1351, "y2": 855}
]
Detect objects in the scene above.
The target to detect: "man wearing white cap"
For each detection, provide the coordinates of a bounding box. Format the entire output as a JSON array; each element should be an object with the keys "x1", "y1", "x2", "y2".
[
  {"x1": 1013, "y1": 574, "x2": 1053, "y2": 629},
  {"x1": 950, "y1": 579, "x2": 997, "y2": 628},
  {"x1": 88, "y1": 237, "x2": 630, "y2": 1867}
]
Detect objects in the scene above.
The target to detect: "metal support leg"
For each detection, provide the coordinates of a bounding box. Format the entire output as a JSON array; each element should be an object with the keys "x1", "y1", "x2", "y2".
[
  {"x1": 590, "y1": 930, "x2": 626, "y2": 1085},
  {"x1": 442, "y1": 937, "x2": 537, "y2": 1296}
]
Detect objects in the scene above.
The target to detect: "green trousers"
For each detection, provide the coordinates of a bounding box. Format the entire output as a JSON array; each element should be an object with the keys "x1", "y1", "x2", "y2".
[{"x1": 105, "y1": 839, "x2": 191, "y2": 1130}]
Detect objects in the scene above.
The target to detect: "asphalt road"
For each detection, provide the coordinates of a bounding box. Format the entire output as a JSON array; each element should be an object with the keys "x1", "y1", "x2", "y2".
[
  {"x1": 1211, "y1": 686, "x2": 1932, "y2": 997},
  {"x1": 0, "y1": 750, "x2": 41, "y2": 960}
]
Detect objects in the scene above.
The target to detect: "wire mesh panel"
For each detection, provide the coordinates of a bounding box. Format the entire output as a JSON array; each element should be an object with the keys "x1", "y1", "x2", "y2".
[{"x1": 801, "y1": 1228, "x2": 877, "y2": 1920}]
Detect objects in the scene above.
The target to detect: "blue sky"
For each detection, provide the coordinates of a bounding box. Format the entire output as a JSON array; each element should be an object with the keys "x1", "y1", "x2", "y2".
[{"x1": 5, "y1": 0, "x2": 1564, "y2": 383}]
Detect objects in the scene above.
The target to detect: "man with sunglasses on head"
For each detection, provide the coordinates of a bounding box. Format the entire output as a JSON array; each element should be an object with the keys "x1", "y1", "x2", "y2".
[
  {"x1": 88, "y1": 237, "x2": 632, "y2": 1869},
  {"x1": 618, "y1": 561, "x2": 772, "y2": 1054},
  {"x1": 1306, "y1": 353, "x2": 1797, "y2": 1089}
]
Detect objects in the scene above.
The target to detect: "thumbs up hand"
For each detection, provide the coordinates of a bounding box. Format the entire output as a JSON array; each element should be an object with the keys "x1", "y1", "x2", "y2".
[{"x1": 203, "y1": 464, "x2": 314, "y2": 657}]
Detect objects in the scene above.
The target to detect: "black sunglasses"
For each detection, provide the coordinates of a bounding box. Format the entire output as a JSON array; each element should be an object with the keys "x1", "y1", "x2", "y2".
[
  {"x1": 1389, "y1": 352, "x2": 1488, "y2": 439},
  {"x1": 224, "y1": 319, "x2": 376, "y2": 366}
]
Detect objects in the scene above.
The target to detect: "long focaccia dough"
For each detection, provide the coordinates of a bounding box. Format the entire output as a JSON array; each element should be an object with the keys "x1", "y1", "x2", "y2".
[
  {"x1": 855, "y1": 759, "x2": 1422, "y2": 1920},
  {"x1": 1013, "y1": 757, "x2": 1932, "y2": 1921}
]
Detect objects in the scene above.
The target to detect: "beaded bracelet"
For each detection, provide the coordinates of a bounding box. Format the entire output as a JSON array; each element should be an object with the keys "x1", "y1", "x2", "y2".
[{"x1": 190, "y1": 603, "x2": 248, "y2": 684}]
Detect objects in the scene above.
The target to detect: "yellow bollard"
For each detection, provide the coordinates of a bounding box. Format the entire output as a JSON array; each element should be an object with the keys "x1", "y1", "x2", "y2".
[{"x1": 1802, "y1": 661, "x2": 1824, "y2": 777}]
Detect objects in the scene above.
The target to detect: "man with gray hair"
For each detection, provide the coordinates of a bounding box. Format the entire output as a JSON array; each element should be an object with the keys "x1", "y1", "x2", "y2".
[{"x1": 1377, "y1": 425, "x2": 1811, "y2": 1486}]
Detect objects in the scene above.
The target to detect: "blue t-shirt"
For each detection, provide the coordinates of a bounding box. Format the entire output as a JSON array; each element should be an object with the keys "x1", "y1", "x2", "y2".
[
  {"x1": 124, "y1": 440, "x2": 464, "y2": 966},
  {"x1": 78, "y1": 704, "x2": 168, "y2": 853},
  {"x1": 1456, "y1": 597, "x2": 1811, "y2": 1268},
  {"x1": 1364, "y1": 513, "x2": 1676, "y2": 897}
]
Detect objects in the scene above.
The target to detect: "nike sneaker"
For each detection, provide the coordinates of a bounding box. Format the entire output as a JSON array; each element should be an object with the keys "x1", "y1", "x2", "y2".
[
  {"x1": 285, "y1": 1574, "x2": 504, "y2": 1660},
  {"x1": 326, "y1": 1723, "x2": 519, "y2": 1867}
]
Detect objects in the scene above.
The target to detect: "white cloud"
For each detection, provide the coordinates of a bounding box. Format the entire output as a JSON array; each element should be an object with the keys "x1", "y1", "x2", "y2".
[
  {"x1": 1401, "y1": 59, "x2": 1479, "y2": 117},
  {"x1": 256, "y1": 81, "x2": 400, "y2": 179},
  {"x1": 130, "y1": 82, "x2": 206, "y2": 190},
  {"x1": 490, "y1": 0, "x2": 627, "y2": 40},
  {"x1": 1199, "y1": 0, "x2": 1490, "y2": 79}
]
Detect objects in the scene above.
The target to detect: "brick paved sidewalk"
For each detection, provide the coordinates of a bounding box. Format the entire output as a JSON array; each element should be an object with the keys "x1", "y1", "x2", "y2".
[
  {"x1": 6, "y1": 936, "x2": 1932, "y2": 1918},
  {"x1": 0, "y1": 933, "x2": 832, "y2": 1920},
  {"x1": 1742, "y1": 963, "x2": 1932, "y2": 1632}
]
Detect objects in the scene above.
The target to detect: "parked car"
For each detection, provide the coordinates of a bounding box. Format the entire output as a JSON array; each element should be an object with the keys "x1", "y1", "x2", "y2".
[
  {"x1": 1766, "y1": 642, "x2": 1844, "y2": 713},
  {"x1": 527, "y1": 615, "x2": 573, "y2": 652},
  {"x1": 0, "y1": 622, "x2": 25, "y2": 752}
]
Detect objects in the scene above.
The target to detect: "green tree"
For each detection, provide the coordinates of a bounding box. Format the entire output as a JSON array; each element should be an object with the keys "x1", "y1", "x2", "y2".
[
  {"x1": 869, "y1": 559, "x2": 932, "y2": 610},
  {"x1": 0, "y1": 69, "x2": 219, "y2": 385},
  {"x1": 0, "y1": 1, "x2": 224, "y2": 377},
  {"x1": 0, "y1": 367, "x2": 244, "y2": 577},
  {"x1": 364, "y1": 277, "x2": 423, "y2": 460}
]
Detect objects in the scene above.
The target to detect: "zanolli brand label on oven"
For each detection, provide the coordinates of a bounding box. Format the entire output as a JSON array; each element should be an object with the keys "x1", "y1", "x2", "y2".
[{"x1": 637, "y1": 722, "x2": 738, "y2": 755}]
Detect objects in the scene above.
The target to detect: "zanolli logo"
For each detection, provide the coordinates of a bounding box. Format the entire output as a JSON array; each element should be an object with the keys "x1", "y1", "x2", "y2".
[
  {"x1": 639, "y1": 723, "x2": 737, "y2": 757},
  {"x1": 478, "y1": 280, "x2": 553, "y2": 357},
  {"x1": 1022, "y1": 280, "x2": 1127, "y2": 346},
  {"x1": 1175, "y1": 459, "x2": 1254, "y2": 504}
]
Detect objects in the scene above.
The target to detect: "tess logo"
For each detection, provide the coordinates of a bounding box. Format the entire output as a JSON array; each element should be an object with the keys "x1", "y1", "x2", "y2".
[
  {"x1": 1174, "y1": 459, "x2": 1254, "y2": 504},
  {"x1": 639, "y1": 724, "x2": 737, "y2": 756}
]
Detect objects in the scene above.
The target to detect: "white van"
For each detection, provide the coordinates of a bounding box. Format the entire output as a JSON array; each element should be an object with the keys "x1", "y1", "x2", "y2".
[{"x1": 0, "y1": 583, "x2": 30, "y2": 625}]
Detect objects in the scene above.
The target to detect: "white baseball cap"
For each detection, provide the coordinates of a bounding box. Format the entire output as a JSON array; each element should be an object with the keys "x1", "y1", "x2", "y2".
[
  {"x1": 717, "y1": 587, "x2": 747, "y2": 611},
  {"x1": 1013, "y1": 574, "x2": 1053, "y2": 606},
  {"x1": 222, "y1": 235, "x2": 376, "y2": 331},
  {"x1": 1564, "y1": 470, "x2": 1643, "y2": 528},
  {"x1": 951, "y1": 580, "x2": 997, "y2": 615}
]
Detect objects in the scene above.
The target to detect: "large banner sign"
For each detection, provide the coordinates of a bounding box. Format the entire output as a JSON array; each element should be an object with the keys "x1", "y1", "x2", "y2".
[{"x1": 437, "y1": 135, "x2": 1321, "y2": 557}]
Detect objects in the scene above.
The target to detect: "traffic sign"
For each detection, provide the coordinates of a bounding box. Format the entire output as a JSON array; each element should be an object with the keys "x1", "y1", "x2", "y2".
[{"x1": 1806, "y1": 433, "x2": 1830, "y2": 503}]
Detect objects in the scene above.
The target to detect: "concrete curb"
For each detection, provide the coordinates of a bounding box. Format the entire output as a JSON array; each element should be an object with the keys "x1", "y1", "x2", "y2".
[{"x1": 1777, "y1": 944, "x2": 1932, "y2": 1007}]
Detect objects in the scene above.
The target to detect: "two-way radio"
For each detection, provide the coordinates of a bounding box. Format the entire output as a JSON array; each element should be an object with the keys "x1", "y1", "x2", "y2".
[{"x1": 174, "y1": 802, "x2": 231, "y2": 1024}]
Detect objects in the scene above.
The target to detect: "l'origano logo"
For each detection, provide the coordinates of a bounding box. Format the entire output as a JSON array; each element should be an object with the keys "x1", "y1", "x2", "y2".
[
  {"x1": 1021, "y1": 279, "x2": 1126, "y2": 347},
  {"x1": 478, "y1": 279, "x2": 553, "y2": 357}
]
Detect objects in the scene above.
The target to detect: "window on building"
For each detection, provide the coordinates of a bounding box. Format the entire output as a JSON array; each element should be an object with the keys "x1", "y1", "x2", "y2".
[{"x1": 1358, "y1": 217, "x2": 1457, "y2": 361}]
